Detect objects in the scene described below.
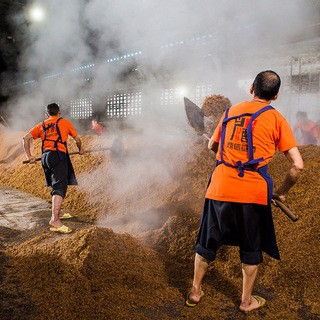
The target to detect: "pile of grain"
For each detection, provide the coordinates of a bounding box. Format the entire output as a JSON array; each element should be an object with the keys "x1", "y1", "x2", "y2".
[{"x1": 0, "y1": 126, "x2": 319, "y2": 319}]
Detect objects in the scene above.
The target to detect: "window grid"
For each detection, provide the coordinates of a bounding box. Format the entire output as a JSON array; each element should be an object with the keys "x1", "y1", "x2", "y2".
[
  {"x1": 106, "y1": 92, "x2": 142, "y2": 118},
  {"x1": 160, "y1": 85, "x2": 214, "y2": 106},
  {"x1": 70, "y1": 98, "x2": 93, "y2": 119},
  {"x1": 160, "y1": 89, "x2": 176, "y2": 106},
  {"x1": 191, "y1": 85, "x2": 214, "y2": 106},
  {"x1": 283, "y1": 72, "x2": 320, "y2": 94}
]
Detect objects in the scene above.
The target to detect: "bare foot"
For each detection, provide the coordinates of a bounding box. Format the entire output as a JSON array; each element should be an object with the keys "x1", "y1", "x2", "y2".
[
  {"x1": 186, "y1": 287, "x2": 205, "y2": 307},
  {"x1": 188, "y1": 290, "x2": 203, "y2": 303},
  {"x1": 239, "y1": 295, "x2": 266, "y2": 312},
  {"x1": 49, "y1": 219, "x2": 63, "y2": 228}
]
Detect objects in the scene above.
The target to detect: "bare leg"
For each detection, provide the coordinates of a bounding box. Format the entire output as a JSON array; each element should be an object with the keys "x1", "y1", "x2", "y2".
[
  {"x1": 49, "y1": 195, "x2": 63, "y2": 228},
  {"x1": 239, "y1": 263, "x2": 260, "y2": 312},
  {"x1": 189, "y1": 253, "x2": 209, "y2": 302}
]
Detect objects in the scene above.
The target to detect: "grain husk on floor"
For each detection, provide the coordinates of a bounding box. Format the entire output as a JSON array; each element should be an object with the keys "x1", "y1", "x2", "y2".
[{"x1": 0, "y1": 127, "x2": 319, "y2": 320}]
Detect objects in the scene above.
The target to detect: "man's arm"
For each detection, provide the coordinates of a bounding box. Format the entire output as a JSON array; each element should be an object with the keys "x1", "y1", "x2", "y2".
[
  {"x1": 208, "y1": 136, "x2": 219, "y2": 153},
  {"x1": 273, "y1": 146, "x2": 304, "y2": 201},
  {"x1": 23, "y1": 133, "x2": 36, "y2": 163},
  {"x1": 74, "y1": 136, "x2": 85, "y2": 155},
  {"x1": 312, "y1": 124, "x2": 320, "y2": 145}
]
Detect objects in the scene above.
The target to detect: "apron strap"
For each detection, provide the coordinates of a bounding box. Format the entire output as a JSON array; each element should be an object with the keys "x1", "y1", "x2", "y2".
[{"x1": 217, "y1": 105, "x2": 274, "y2": 177}]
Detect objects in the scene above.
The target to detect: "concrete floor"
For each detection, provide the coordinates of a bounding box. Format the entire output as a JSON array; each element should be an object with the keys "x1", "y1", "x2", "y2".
[
  {"x1": 0, "y1": 186, "x2": 51, "y2": 231},
  {"x1": 0, "y1": 186, "x2": 93, "y2": 248}
]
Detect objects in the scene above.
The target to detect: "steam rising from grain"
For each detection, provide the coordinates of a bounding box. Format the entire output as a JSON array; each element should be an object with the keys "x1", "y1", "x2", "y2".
[{"x1": 3, "y1": 0, "x2": 319, "y2": 232}]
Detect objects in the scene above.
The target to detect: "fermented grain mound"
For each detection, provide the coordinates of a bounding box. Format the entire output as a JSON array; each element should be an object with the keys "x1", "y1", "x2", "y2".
[
  {"x1": 201, "y1": 94, "x2": 231, "y2": 135},
  {"x1": 1, "y1": 126, "x2": 320, "y2": 319},
  {"x1": 201, "y1": 94, "x2": 231, "y2": 119},
  {"x1": 0, "y1": 126, "x2": 25, "y2": 165},
  {"x1": 2, "y1": 227, "x2": 182, "y2": 320}
]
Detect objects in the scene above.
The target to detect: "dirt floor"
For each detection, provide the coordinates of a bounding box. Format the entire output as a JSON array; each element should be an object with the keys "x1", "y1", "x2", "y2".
[{"x1": 0, "y1": 124, "x2": 319, "y2": 320}]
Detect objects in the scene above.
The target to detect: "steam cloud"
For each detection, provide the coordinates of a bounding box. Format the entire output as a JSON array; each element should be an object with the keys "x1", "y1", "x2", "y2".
[
  {"x1": 5, "y1": 0, "x2": 318, "y2": 124},
  {"x1": 3, "y1": 0, "x2": 319, "y2": 232}
]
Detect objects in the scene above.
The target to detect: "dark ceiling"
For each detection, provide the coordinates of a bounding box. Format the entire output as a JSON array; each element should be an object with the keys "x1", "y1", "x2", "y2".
[
  {"x1": 0, "y1": 1, "x2": 26, "y2": 75},
  {"x1": 0, "y1": 0, "x2": 29, "y2": 97},
  {"x1": 0, "y1": 0, "x2": 319, "y2": 93}
]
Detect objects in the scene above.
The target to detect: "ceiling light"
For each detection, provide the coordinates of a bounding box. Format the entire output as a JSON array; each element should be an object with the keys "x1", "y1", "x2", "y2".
[{"x1": 29, "y1": 4, "x2": 46, "y2": 23}]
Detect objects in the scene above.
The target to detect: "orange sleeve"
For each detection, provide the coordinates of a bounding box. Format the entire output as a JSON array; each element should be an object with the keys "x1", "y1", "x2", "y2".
[
  {"x1": 63, "y1": 119, "x2": 78, "y2": 138},
  {"x1": 277, "y1": 118, "x2": 297, "y2": 152},
  {"x1": 29, "y1": 123, "x2": 42, "y2": 140}
]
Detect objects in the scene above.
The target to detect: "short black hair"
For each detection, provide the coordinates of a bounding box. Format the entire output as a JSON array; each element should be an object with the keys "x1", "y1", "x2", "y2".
[
  {"x1": 252, "y1": 70, "x2": 281, "y2": 100},
  {"x1": 46, "y1": 103, "x2": 60, "y2": 116}
]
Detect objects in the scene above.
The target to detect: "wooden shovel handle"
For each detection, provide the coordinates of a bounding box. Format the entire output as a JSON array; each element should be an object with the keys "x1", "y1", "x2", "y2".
[
  {"x1": 21, "y1": 147, "x2": 113, "y2": 164},
  {"x1": 273, "y1": 199, "x2": 299, "y2": 222},
  {"x1": 22, "y1": 151, "x2": 79, "y2": 164}
]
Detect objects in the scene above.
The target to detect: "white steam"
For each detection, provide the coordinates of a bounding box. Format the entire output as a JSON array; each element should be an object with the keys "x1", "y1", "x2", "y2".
[{"x1": 2, "y1": 0, "x2": 319, "y2": 232}]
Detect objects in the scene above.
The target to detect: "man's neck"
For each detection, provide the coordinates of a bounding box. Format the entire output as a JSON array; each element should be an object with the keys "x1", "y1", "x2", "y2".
[{"x1": 251, "y1": 97, "x2": 271, "y2": 104}]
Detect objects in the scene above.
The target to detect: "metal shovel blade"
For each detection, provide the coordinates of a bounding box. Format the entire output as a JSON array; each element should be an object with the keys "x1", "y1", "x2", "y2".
[{"x1": 184, "y1": 97, "x2": 205, "y2": 135}]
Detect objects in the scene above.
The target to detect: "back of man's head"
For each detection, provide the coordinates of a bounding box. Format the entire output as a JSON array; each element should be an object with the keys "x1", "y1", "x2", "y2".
[
  {"x1": 46, "y1": 103, "x2": 60, "y2": 116},
  {"x1": 252, "y1": 70, "x2": 281, "y2": 100}
]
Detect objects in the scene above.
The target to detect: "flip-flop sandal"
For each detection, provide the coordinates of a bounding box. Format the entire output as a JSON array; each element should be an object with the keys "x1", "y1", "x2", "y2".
[
  {"x1": 240, "y1": 295, "x2": 266, "y2": 313},
  {"x1": 252, "y1": 295, "x2": 266, "y2": 309},
  {"x1": 60, "y1": 212, "x2": 74, "y2": 220},
  {"x1": 49, "y1": 225, "x2": 72, "y2": 234},
  {"x1": 185, "y1": 290, "x2": 204, "y2": 307}
]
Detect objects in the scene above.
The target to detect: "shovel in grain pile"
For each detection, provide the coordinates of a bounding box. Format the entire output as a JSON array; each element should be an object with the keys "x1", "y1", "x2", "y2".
[
  {"x1": 184, "y1": 97, "x2": 216, "y2": 140},
  {"x1": 184, "y1": 97, "x2": 206, "y2": 136},
  {"x1": 183, "y1": 96, "x2": 298, "y2": 222}
]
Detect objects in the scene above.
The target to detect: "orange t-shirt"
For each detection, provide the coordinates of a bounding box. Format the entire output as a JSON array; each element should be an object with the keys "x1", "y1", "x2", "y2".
[
  {"x1": 29, "y1": 116, "x2": 78, "y2": 153},
  {"x1": 205, "y1": 101, "x2": 297, "y2": 205},
  {"x1": 92, "y1": 122, "x2": 105, "y2": 135},
  {"x1": 295, "y1": 120, "x2": 319, "y2": 145}
]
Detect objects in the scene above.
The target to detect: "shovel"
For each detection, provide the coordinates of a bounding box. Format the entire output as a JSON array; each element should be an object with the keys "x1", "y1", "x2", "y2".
[
  {"x1": 272, "y1": 198, "x2": 298, "y2": 222},
  {"x1": 184, "y1": 97, "x2": 206, "y2": 135},
  {"x1": 184, "y1": 97, "x2": 299, "y2": 222},
  {"x1": 184, "y1": 97, "x2": 214, "y2": 141},
  {"x1": 22, "y1": 135, "x2": 125, "y2": 164},
  {"x1": 21, "y1": 148, "x2": 111, "y2": 164}
]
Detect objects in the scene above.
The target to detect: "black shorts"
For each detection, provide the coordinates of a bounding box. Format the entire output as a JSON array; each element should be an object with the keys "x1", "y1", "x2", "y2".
[
  {"x1": 41, "y1": 151, "x2": 68, "y2": 198},
  {"x1": 195, "y1": 199, "x2": 266, "y2": 265}
]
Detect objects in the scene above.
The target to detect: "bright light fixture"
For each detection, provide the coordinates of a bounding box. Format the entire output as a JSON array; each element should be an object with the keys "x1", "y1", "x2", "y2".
[
  {"x1": 176, "y1": 86, "x2": 188, "y2": 97},
  {"x1": 29, "y1": 4, "x2": 46, "y2": 23}
]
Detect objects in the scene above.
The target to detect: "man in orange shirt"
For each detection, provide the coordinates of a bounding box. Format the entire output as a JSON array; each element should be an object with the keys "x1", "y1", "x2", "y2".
[
  {"x1": 91, "y1": 119, "x2": 105, "y2": 135},
  {"x1": 186, "y1": 71, "x2": 304, "y2": 312},
  {"x1": 23, "y1": 103, "x2": 84, "y2": 233},
  {"x1": 294, "y1": 111, "x2": 320, "y2": 145}
]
